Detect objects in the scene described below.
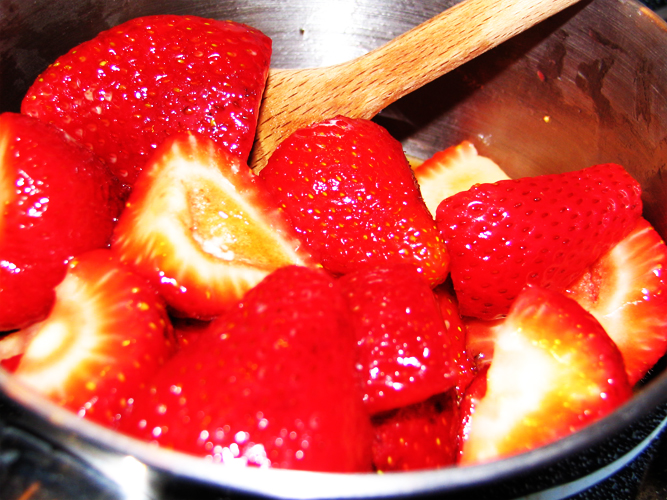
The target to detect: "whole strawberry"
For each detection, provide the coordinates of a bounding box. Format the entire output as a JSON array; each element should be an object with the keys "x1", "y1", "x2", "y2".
[
  {"x1": 0, "y1": 112, "x2": 122, "y2": 331},
  {"x1": 339, "y1": 264, "x2": 460, "y2": 415},
  {"x1": 435, "y1": 163, "x2": 642, "y2": 319},
  {"x1": 22, "y1": 15, "x2": 271, "y2": 191},
  {"x1": 259, "y1": 116, "x2": 450, "y2": 286},
  {"x1": 119, "y1": 265, "x2": 372, "y2": 472}
]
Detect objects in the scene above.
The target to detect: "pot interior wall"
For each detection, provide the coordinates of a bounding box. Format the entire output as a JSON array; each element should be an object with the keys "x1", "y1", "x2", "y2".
[{"x1": 1, "y1": 0, "x2": 667, "y2": 497}]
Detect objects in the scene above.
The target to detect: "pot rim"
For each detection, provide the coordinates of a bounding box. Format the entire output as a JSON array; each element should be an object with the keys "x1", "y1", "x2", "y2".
[{"x1": 2, "y1": 363, "x2": 666, "y2": 499}]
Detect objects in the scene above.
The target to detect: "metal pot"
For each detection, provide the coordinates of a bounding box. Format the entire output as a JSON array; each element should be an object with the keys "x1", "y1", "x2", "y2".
[{"x1": 1, "y1": 0, "x2": 667, "y2": 498}]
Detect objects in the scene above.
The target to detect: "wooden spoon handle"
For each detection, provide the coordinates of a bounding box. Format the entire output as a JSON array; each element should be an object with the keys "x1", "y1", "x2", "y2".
[
  {"x1": 337, "y1": 0, "x2": 582, "y2": 118},
  {"x1": 252, "y1": 0, "x2": 582, "y2": 169}
]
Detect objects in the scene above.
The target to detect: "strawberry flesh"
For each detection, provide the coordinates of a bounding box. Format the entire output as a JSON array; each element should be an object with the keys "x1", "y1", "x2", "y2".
[
  {"x1": 260, "y1": 116, "x2": 450, "y2": 286},
  {"x1": 112, "y1": 132, "x2": 314, "y2": 319},
  {"x1": 566, "y1": 217, "x2": 667, "y2": 385},
  {"x1": 22, "y1": 15, "x2": 271, "y2": 191},
  {"x1": 119, "y1": 265, "x2": 373, "y2": 472},
  {"x1": 9, "y1": 249, "x2": 174, "y2": 428},
  {"x1": 436, "y1": 163, "x2": 642, "y2": 319},
  {"x1": 459, "y1": 286, "x2": 632, "y2": 465}
]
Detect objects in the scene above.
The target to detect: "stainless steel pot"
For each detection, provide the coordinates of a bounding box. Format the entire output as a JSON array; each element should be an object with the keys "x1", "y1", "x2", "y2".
[{"x1": 1, "y1": 0, "x2": 667, "y2": 498}]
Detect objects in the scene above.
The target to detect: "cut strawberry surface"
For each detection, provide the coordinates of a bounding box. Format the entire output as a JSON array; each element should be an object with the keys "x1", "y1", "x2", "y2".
[
  {"x1": 413, "y1": 141, "x2": 509, "y2": 217},
  {"x1": 566, "y1": 217, "x2": 667, "y2": 385},
  {"x1": 10, "y1": 249, "x2": 174, "y2": 428},
  {"x1": 459, "y1": 286, "x2": 632, "y2": 465},
  {"x1": 0, "y1": 112, "x2": 122, "y2": 331},
  {"x1": 462, "y1": 316, "x2": 505, "y2": 370},
  {"x1": 22, "y1": 15, "x2": 271, "y2": 191},
  {"x1": 372, "y1": 391, "x2": 459, "y2": 472},
  {"x1": 436, "y1": 163, "x2": 642, "y2": 319},
  {"x1": 260, "y1": 116, "x2": 450, "y2": 286},
  {"x1": 112, "y1": 133, "x2": 313, "y2": 319},
  {"x1": 339, "y1": 265, "x2": 460, "y2": 415},
  {"x1": 119, "y1": 266, "x2": 372, "y2": 472}
]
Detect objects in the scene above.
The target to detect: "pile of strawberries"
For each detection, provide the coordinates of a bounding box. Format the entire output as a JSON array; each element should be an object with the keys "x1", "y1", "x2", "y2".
[{"x1": 1, "y1": 14, "x2": 666, "y2": 473}]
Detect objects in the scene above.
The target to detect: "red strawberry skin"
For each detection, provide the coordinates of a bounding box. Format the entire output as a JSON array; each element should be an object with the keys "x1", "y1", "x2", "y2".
[
  {"x1": 22, "y1": 15, "x2": 271, "y2": 190},
  {"x1": 433, "y1": 284, "x2": 477, "y2": 398},
  {"x1": 11, "y1": 249, "x2": 174, "y2": 428},
  {"x1": 0, "y1": 112, "x2": 122, "y2": 331},
  {"x1": 436, "y1": 163, "x2": 642, "y2": 319},
  {"x1": 339, "y1": 264, "x2": 460, "y2": 415},
  {"x1": 259, "y1": 116, "x2": 450, "y2": 286},
  {"x1": 372, "y1": 391, "x2": 459, "y2": 472},
  {"x1": 119, "y1": 265, "x2": 372, "y2": 472}
]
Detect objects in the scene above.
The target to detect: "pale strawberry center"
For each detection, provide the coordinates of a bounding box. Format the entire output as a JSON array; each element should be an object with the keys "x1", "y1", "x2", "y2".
[
  {"x1": 15, "y1": 272, "x2": 111, "y2": 401},
  {"x1": 184, "y1": 179, "x2": 296, "y2": 269}
]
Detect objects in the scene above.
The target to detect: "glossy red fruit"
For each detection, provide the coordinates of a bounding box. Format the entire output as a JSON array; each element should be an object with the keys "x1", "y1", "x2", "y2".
[
  {"x1": 260, "y1": 116, "x2": 450, "y2": 287},
  {"x1": 462, "y1": 316, "x2": 504, "y2": 370},
  {"x1": 372, "y1": 391, "x2": 459, "y2": 472},
  {"x1": 433, "y1": 284, "x2": 477, "y2": 398},
  {"x1": 436, "y1": 163, "x2": 642, "y2": 319},
  {"x1": 112, "y1": 133, "x2": 314, "y2": 319},
  {"x1": 339, "y1": 265, "x2": 460, "y2": 415},
  {"x1": 6, "y1": 249, "x2": 174, "y2": 428},
  {"x1": 459, "y1": 286, "x2": 632, "y2": 465},
  {"x1": 119, "y1": 265, "x2": 373, "y2": 472},
  {"x1": 0, "y1": 112, "x2": 122, "y2": 331},
  {"x1": 566, "y1": 217, "x2": 667, "y2": 385},
  {"x1": 22, "y1": 15, "x2": 271, "y2": 191}
]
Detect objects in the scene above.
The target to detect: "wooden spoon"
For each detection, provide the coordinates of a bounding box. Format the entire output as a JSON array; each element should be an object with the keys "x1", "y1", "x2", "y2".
[{"x1": 250, "y1": 0, "x2": 582, "y2": 170}]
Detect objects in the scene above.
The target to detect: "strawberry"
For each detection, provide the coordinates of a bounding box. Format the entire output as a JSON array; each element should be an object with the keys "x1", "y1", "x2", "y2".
[
  {"x1": 459, "y1": 286, "x2": 632, "y2": 465},
  {"x1": 6, "y1": 249, "x2": 174, "y2": 428},
  {"x1": 435, "y1": 163, "x2": 642, "y2": 319},
  {"x1": 22, "y1": 15, "x2": 271, "y2": 191},
  {"x1": 0, "y1": 112, "x2": 122, "y2": 331},
  {"x1": 433, "y1": 284, "x2": 477, "y2": 398},
  {"x1": 413, "y1": 141, "x2": 509, "y2": 217},
  {"x1": 457, "y1": 365, "x2": 488, "y2": 461},
  {"x1": 339, "y1": 264, "x2": 461, "y2": 415},
  {"x1": 111, "y1": 132, "x2": 314, "y2": 319},
  {"x1": 462, "y1": 316, "x2": 504, "y2": 370},
  {"x1": 119, "y1": 265, "x2": 373, "y2": 472},
  {"x1": 259, "y1": 116, "x2": 450, "y2": 286},
  {"x1": 372, "y1": 391, "x2": 459, "y2": 472},
  {"x1": 565, "y1": 217, "x2": 667, "y2": 385}
]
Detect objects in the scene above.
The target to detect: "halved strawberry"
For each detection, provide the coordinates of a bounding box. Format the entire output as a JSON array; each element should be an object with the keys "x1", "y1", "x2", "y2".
[
  {"x1": 259, "y1": 116, "x2": 450, "y2": 286},
  {"x1": 372, "y1": 391, "x2": 459, "y2": 472},
  {"x1": 459, "y1": 286, "x2": 631, "y2": 465},
  {"x1": 565, "y1": 217, "x2": 667, "y2": 385},
  {"x1": 339, "y1": 264, "x2": 460, "y2": 415},
  {"x1": 436, "y1": 163, "x2": 642, "y2": 319},
  {"x1": 462, "y1": 316, "x2": 505, "y2": 370},
  {"x1": 22, "y1": 15, "x2": 271, "y2": 191},
  {"x1": 111, "y1": 132, "x2": 314, "y2": 319},
  {"x1": 6, "y1": 249, "x2": 174, "y2": 428},
  {"x1": 0, "y1": 112, "x2": 122, "y2": 331},
  {"x1": 119, "y1": 265, "x2": 372, "y2": 472},
  {"x1": 413, "y1": 141, "x2": 509, "y2": 216}
]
